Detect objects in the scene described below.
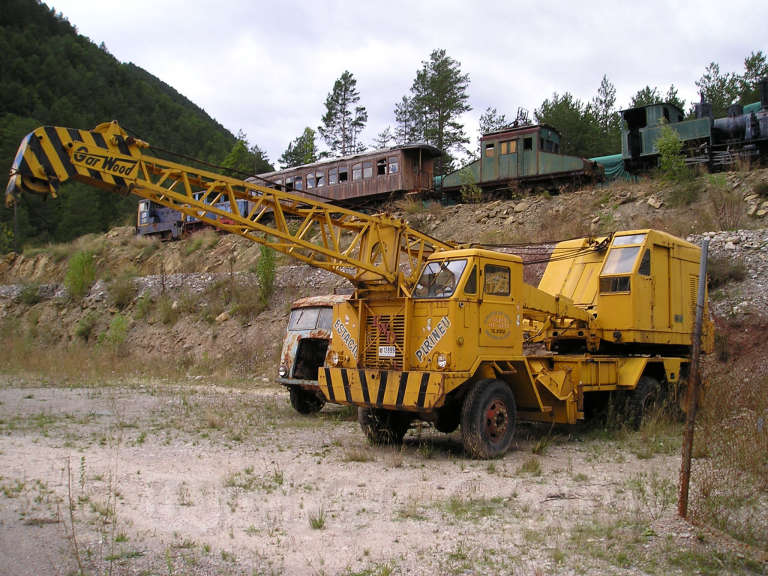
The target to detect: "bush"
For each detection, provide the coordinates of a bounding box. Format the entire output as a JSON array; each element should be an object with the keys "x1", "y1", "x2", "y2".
[
  {"x1": 65, "y1": 251, "x2": 96, "y2": 299},
  {"x1": 134, "y1": 295, "x2": 152, "y2": 320},
  {"x1": 459, "y1": 168, "x2": 482, "y2": 203},
  {"x1": 74, "y1": 312, "x2": 98, "y2": 341},
  {"x1": 109, "y1": 275, "x2": 136, "y2": 310},
  {"x1": 656, "y1": 125, "x2": 691, "y2": 183},
  {"x1": 18, "y1": 283, "x2": 40, "y2": 306},
  {"x1": 256, "y1": 245, "x2": 276, "y2": 306},
  {"x1": 98, "y1": 314, "x2": 129, "y2": 352}
]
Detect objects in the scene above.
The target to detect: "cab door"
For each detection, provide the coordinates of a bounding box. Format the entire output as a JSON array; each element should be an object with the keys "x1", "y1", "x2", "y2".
[{"x1": 478, "y1": 261, "x2": 518, "y2": 349}]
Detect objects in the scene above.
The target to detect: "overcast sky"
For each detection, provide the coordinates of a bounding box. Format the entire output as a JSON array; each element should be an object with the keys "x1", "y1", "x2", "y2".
[{"x1": 49, "y1": 0, "x2": 767, "y2": 166}]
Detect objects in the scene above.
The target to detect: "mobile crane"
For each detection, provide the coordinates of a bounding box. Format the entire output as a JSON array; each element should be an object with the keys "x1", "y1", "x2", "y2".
[{"x1": 6, "y1": 121, "x2": 713, "y2": 458}]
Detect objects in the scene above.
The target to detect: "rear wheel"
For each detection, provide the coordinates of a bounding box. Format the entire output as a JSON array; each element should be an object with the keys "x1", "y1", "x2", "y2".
[
  {"x1": 626, "y1": 375, "x2": 661, "y2": 428},
  {"x1": 358, "y1": 408, "x2": 411, "y2": 445},
  {"x1": 289, "y1": 387, "x2": 325, "y2": 414},
  {"x1": 461, "y1": 379, "x2": 516, "y2": 459}
]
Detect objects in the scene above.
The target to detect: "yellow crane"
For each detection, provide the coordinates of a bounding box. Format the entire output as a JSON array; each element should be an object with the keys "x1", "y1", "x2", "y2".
[{"x1": 6, "y1": 121, "x2": 713, "y2": 458}]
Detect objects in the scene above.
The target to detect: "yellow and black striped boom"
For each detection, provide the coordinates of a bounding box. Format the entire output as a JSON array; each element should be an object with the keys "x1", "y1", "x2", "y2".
[{"x1": 5, "y1": 121, "x2": 452, "y2": 294}]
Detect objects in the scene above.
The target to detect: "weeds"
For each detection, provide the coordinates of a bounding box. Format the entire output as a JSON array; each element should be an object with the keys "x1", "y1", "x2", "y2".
[
  {"x1": 109, "y1": 274, "x2": 136, "y2": 310},
  {"x1": 65, "y1": 250, "x2": 96, "y2": 299},
  {"x1": 516, "y1": 456, "x2": 542, "y2": 476},
  {"x1": 18, "y1": 283, "x2": 41, "y2": 305},
  {"x1": 308, "y1": 505, "x2": 326, "y2": 530},
  {"x1": 708, "y1": 254, "x2": 746, "y2": 289},
  {"x1": 74, "y1": 312, "x2": 99, "y2": 342}
]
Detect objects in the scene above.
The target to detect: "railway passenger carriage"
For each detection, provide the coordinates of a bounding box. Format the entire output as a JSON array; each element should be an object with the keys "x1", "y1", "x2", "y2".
[{"x1": 257, "y1": 143, "x2": 441, "y2": 204}]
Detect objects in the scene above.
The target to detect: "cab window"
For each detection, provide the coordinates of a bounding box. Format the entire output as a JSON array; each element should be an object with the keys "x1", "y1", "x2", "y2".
[
  {"x1": 484, "y1": 264, "x2": 510, "y2": 296},
  {"x1": 464, "y1": 266, "x2": 477, "y2": 295},
  {"x1": 602, "y1": 246, "x2": 641, "y2": 275},
  {"x1": 414, "y1": 259, "x2": 468, "y2": 299},
  {"x1": 289, "y1": 308, "x2": 321, "y2": 331}
]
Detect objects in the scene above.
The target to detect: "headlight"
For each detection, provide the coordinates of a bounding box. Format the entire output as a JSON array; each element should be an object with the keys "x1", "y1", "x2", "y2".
[
  {"x1": 278, "y1": 364, "x2": 288, "y2": 377},
  {"x1": 436, "y1": 353, "x2": 448, "y2": 369},
  {"x1": 330, "y1": 351, "x2": 340, "y2": 366}
]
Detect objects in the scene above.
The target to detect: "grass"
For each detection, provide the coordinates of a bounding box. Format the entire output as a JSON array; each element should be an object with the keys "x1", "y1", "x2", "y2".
[
  {"x1": 64, "y1": 250, "x2": 96, "y2": 299},
  {"x1": 308, "y1": 505, "x2": 326, "y2": 530},
  {"x1": 516, "y1": 455, "x2": 542, "y2": 476}
]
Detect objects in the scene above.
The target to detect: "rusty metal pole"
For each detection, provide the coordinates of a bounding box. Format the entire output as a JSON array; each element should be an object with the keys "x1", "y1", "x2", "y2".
[{"x1": 678, "y1": 238, "x2": 708, "y2": 518}]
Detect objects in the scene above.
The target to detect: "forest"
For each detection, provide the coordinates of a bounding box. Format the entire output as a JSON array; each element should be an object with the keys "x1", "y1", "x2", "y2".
[{"x1": 0, "y1": 0, "x2": 270, "y2": 250}]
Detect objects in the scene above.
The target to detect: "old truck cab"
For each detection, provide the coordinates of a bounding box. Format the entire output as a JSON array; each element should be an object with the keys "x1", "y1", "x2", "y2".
[{"x1": 278, "y1": 294, "x2": 349, "y2": 413}]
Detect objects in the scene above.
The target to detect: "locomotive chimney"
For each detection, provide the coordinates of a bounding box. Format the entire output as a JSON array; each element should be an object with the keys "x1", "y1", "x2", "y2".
[
  {"x1": 694, "y1": 93, "x2": 713, "y2": 119},
  {"x1": 759, "y1": 77, "x2": 768, "y2": 110}
]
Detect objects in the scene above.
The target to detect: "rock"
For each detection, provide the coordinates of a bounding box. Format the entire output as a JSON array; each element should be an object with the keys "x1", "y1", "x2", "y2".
[
  {"x1": 591, "y1": 216, "x2": 601, "y2": 224},
  {"x1": 647, "y1": 196, "x2": 663, "y2": 209},
  {"x1": 747, "y1": 204, "x2": 758, "y2": 216},
  {"x1": 757, "y1": 209, "x2": 768, "y2": 218},
  {"x1": 724, "y1": 242, "x2": 737, "y2": 250},
  {"x1": 215, "y1": 311, "x2": 230, "y2": 323},
  {"x1": 514, "y1": 201, "x2": 529, "y2": 213}
]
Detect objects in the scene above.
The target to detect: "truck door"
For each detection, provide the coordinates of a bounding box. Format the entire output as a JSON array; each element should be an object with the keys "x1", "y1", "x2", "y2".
[
  {"x1": 651, "y1": 245, "x2": 670, "y2": 330},
  {"x1": 479, "y1": 262, "x2": 517, "y2": 349}
]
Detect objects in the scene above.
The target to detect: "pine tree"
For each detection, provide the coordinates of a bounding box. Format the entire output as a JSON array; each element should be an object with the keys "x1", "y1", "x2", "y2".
[
  {"x1": 280, "y1": 127, "x2": 319, "y2": 168},
  {"x1": 372, "y1": 126, "x2": 395, "y2": 150},
  {"x1": 589, "y1": 75, "x2": 621, "y2": 154},
  {"x1": 222, "y1": 131, "x2": 273, "y2": 176},
  {"x1": 318, "y1": 71, "x2": 367, "y2": 157},
  {"x1": 399, "y1": 49, "x2": 471, "y2": 175},
  {"x1": 695, "y1": 62, "x2": 740, "y2": 117}
]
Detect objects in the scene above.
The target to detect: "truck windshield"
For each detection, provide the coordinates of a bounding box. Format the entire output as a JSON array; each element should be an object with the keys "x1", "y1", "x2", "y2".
[
  {"x1": 414, "y1": 259, "x2": 467, "y2": 299},
  {"x1": 288, "y1": 307, "x2": 333, "y2": 331}
]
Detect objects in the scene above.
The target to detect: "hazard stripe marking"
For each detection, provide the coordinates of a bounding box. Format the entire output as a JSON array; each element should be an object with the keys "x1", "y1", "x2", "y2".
[
  {"x1": 340, "y1": 369, "x2": 351, "y2": 403},
  {"x1": 27, "y1": 134, "x2": 57, "y2": 180},
  {"x1": 324, "y1": 368, "x2": 335, "y2": 402},
  {"x1": 377, "y1": 371, "x2": 387, "y2": 406},
  {"x1": 44, "y1": 127, "x2": 76, "y2": 179},
  {"x1": 358, "y1": 371, "x2": 370, "y2": 404},
  {"x1": 92, "y1": 131, "x2": 108, "y2": 149},
  {"x1": 417, "y1": 372, "x2": 429, "y2": 408},
  {"x1": 395, "y1": 373, "x2": 408, "y2": 408}
]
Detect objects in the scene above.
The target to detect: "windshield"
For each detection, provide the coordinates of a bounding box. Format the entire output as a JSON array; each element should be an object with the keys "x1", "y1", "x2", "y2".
[
  {"x1": 414, "y1": 259, "x2": 467, "y2": 299},
  {"x1": 288, "y1": 307, "x2": 333, "y2": 331},
  {"x1": 601, "y1": 246, "x2": 641, "y2": 275}
]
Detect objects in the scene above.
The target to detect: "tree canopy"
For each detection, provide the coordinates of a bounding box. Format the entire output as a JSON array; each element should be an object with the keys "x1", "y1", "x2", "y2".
[
  {"x1": 318, "y1": 71, "x2": 368, "y2": 157},
  {"x1": 279, "y1": 127, "x2": 319, "y2": 169}
]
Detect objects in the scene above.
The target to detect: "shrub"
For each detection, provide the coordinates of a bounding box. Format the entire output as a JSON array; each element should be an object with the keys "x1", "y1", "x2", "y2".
[
  {"x1": 74, "y1": 312, "x2": 98, "y2": 341},
  {"x1": 134, "y1": 295, "x2": 152, "y2": 320},
  {"x1": 65, "y1": 251, "x2": 96, "y2": 299},
  {"x1": 656, "y1": 124, "x2": 691, "y2": 183},
  {"x1": 256, "y1": 245, "x2": 276, "y2": 306},
  {"x1": 459, "y1": 168, "x2": 482, "y2": 203},
  {"x1": 18, "y1": 284, "x2": 40, "y2": 306},
  {"x1": 109, "y1": 275, "x2": 136, "y2": 310},
  {"x1": 98, "y1": 314, "x2": 129, "y2": 352}
]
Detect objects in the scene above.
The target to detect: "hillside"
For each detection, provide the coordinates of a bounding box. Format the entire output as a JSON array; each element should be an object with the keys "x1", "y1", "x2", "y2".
[
  {"x1": 0, "y1": 169, "x2": 766, "y2": 378},
  {"x1": 0, "y1": 0, "x2": 256, "y2": 248}
]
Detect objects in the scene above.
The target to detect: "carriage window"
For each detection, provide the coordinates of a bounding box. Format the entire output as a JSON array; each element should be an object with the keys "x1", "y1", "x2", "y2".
[
  {"x1": 485, "y1": 143, "x2": 496, "y2": 158},
  {"x1": 484, "y1": 264, "x2": 510, "y2": 296},
  {"x1": 339, "y1": 167, "x2": 348, "y2": 182},
  {"x1": 377, "y1": 159, "x2": 387, "y2": 175},
  {"x1": 524, "y1": 138, "x2": 533, "y2": 150},
  {"x1": 306, "y1": 174, "x2": 315, "y2": 189},
  {"x1": 329, "y1": 167, "x2": 338, "y2": 185},
  {"x1": 352, "y1": 163, "x2": 362, "y2": 181},
  {"x1": 285, "y1": 177, "x2": 294, "y2": 191},
  {"x1": 316, "y1": 170, "x2": 325, "y2": 187},
  {"x1": 294, "y1": 176, "x2": 303, "y2": 191},
  {"x1": 500, "y1": 140, "x2": 516, "y2": 155},
  {"x1": 388, "y1": 156, "x2": 399, "y2": 174},
  {"x1": 363, "y1": 161, "x2": 373, "y2": 179}
]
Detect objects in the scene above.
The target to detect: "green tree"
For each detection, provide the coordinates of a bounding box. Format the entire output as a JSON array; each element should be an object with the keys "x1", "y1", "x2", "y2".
[
  {"x1": 394, "y1": 96, "x2": 417, "y2": 145},
  {"x1": 279, "y1": 127, "x2": 319, "y2": 168},
  {"x1": 630, "y1": 85, "x2": 661, "y2": 108},
  {"x1": 589, "y1": 75, "x2": 621, "y2": 153},
  {"x1": 695, "y1": 62, "x2": 740, "y2": 117},
  {"x1": 318, "y1": 71, "x2": 368, "y2": 156},
  {"x1": 478, "y1": 107, "x2": 510, "y2": 135},
  {"x1": 739, "y1": 50, "x2": 768, "y2": 104},
  {"x1": 372, "y1": 126, "x2": 395, "y2": 149},
  {"x1": 401, "y1": 49, "x2": 471, "y2": 175},
  {"x1": 656, "y1": 125, "x2": 689, "y2": 183},
  {"x1": 222, "y1": 131, "x2": 273, "y2": 176},
  {"x1": 535, "y1": 92, "x2": 601, "y2": 157}
]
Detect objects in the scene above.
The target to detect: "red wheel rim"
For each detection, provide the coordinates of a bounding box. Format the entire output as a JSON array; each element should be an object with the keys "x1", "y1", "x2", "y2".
[{"x1": 484, "y1": 397, "x2": 508, "y2": 443}]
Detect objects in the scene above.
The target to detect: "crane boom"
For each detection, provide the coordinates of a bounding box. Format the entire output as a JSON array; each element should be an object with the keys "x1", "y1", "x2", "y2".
[{"x1": 5, "y1": 121, "x2": 452, "y2": 294}]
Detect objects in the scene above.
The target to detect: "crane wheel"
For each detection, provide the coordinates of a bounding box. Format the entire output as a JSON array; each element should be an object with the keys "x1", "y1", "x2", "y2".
[
  {"x1": 461, "y1": 379, "x2": 516, "y2": 459},
  {"x1": 358, "y1": 408, "x2": 411, "y2": 445},
  {"x1": 289, "y1": 387, "x2": 326, "y2": 414},
  {"x1": 626, "y1": 375, "x2": 661, "y2": 428}
]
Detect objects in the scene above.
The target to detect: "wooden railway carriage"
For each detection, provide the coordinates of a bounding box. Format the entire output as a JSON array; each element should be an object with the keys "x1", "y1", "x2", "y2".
[
  {"x1": 439, "y1": 124, "x2": 601, "y2": 193},
  {"x1": 257, "y1": 143, "x2": 441, "y2": 203}
]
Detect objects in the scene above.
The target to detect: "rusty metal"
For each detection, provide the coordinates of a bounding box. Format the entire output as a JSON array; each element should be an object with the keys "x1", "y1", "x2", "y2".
[{"x1": 678, "y1": 238, "x2": 708, "y2": 518}]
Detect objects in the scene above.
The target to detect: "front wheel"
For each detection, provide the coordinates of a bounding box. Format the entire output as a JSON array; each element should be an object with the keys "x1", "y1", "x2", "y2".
[
  {"x1": 289, "y1": 387, "x2": 326, "y2": 414},
  {"x1": 358, "y1": 408, "x2": 411, "y2": 445},
  {"x1": 461, "y1": 379, "x2": 516, "y2": 459}
]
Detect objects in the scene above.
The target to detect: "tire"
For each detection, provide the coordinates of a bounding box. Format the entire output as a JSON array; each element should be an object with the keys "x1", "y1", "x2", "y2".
[
  {"x1": 461, "y1": 379, "x2": 516, "y2": 459},
  {"x1": 358, "y1": 408, "x2": 411, "y2": 445},
  {"x1": 289, "y1": 387, "x2": 326, "y2": 415},
  {"x1": 626, "y1": 375, "x2": 661, "y2": 428}
]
